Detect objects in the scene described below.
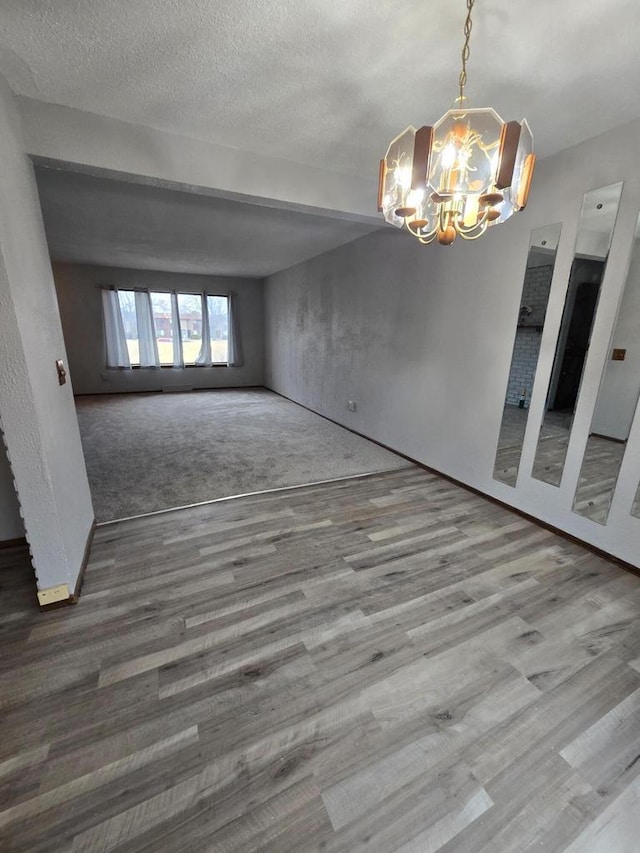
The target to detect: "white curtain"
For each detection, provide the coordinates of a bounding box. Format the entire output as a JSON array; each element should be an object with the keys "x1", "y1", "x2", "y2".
[
  {"x1": 135, "y1": 291, "x2": 160, "y2": 368},
  {"x1": 227, "y1": 292, "x2": 243, "y2": 367},
  {"x1": 170, "y1": 291, "x2": 184, "y2": 368},
  {"x1": 102, "y1": 288, "x2": 130, "y2": 368},
  {"x1": 195, "y1": 293, "x2": 212, "y2": 366}
]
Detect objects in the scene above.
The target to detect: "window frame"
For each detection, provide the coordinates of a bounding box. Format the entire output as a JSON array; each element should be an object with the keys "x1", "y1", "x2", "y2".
[{"x1": 103, "y1": 286, "x2": 231, "y2": 369}]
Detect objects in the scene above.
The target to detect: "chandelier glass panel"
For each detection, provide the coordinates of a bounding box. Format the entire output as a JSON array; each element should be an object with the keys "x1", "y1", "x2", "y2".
[{"x1": 378, "y1": 0, "x2": 535, "y2": 245}]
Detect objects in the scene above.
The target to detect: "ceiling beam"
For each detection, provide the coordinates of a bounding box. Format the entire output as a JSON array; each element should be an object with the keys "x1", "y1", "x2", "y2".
[{"x1": 18, "y1": 97, "x2": 381, "y2": 226}]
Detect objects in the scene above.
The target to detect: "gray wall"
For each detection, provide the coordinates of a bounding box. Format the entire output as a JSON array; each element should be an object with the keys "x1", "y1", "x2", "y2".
[
  {"x1": 264, "y1": 118, "x2": 640, "y2": 568},
  {"x1": 264, "y1": 227, "x2": 520, "y2": 479},
  {"x1": 0, "y1": 74, "x2": 94, "y2": 590},
  {"x1": 53, "y1": 263, "x2": 265, "y2": 394}
]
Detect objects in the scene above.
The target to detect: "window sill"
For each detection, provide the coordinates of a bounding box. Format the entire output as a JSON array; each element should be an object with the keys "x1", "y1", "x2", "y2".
[{"x1": 107, "y1": 364, "x2": 233, "y2": 370}]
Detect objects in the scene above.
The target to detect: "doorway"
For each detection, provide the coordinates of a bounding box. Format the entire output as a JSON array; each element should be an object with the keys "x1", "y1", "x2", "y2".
[{"x1": 549, "y1": 258, "x2": 605, "y2": 413}]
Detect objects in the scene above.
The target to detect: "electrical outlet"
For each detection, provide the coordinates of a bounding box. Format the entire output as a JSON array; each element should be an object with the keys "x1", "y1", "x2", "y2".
[{"x1": 347, "y1": 400, "x2": 357, "y2": 412}]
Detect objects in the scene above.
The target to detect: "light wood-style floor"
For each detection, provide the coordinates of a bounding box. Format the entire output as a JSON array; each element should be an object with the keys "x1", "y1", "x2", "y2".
[
  {"x1": 2, "y1": 467, "x2": 640, "y2": 852},
  {"x1": 573, "y1": 436, "x2": 627, "y2": 524},
  {"x1": 494, "y1": 406, "x2": 570, "y2": 487}
]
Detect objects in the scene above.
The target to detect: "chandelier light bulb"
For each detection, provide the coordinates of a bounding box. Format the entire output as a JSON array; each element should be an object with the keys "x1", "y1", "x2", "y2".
[
  {"x1": 395, "y1": 166, "x2": 412, "y2": 190},
  {"x1": 441, "y1": 144, "x2": 457, "y2": 170}
]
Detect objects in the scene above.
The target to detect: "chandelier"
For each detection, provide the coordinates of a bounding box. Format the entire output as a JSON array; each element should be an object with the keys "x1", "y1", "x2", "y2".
[{"x1": 378, "y1": 0, "x2": 535, "y2": 245}]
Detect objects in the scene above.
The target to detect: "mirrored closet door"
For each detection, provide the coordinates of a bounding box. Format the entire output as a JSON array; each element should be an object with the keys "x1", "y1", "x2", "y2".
[{"x1": 531, "y1": 182, "x2": 624, "y2": 486}]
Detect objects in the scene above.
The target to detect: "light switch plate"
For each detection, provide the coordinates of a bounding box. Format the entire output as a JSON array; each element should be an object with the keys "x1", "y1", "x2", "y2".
[{"x1": 56, "y1": 359, "x2": 67, "y2": 385}]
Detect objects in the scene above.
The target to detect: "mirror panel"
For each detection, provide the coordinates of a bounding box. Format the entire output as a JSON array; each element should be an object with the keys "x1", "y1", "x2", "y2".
[
  {"x1": 493, "y1": 224, "x2": 562, "y2": 485},
  {"x1": 532, "y1": 183, "x2": 624, "y2": 486},
  {"x1": 573, "y1": 212, "x2": 640, "y2": 523}
]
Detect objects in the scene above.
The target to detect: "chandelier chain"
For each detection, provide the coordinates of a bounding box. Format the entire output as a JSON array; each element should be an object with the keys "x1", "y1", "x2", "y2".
[{"x1": 458, "y1": 0, "x2": 474, "y2": 103}]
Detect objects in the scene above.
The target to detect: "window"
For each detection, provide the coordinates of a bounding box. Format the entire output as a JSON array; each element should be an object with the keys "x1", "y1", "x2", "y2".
[
  {"x1": 104, "y1": 288, "x2": 231, "y2": 368},
  {"x1": 176, "y1": 293, "x2": 203, "y2": 365},
  {"x1": 149, "y1": 292, "x2": 175, "y2": 366},
  {"x1": 117, "y1": 290, "x2": 139, "y2": 366},
  {"x1": 208, "y1": 295, "x2": 229, "y2": 364}
]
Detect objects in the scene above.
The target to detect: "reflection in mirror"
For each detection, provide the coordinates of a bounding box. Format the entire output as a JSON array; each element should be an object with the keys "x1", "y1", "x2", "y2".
[
  {"x1": 493, "y1": 224, "x2": 562, "y2": 485},
  {"x1": 532, "y1": 182, "x2": 624, "y2": 486},
  {"x1": 573, "y1": 212, "x2": 640, "y2": 523}
]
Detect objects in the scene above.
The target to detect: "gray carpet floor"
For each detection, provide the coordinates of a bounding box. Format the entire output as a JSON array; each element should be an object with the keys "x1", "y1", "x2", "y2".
[{"x1": 75, "y1": 388, "x2": 410, "y2": 522}]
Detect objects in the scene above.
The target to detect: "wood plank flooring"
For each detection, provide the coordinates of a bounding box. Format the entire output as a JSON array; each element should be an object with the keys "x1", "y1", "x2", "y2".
[
  {"x1": 573, "y1": 435, "x2": 627, "y2": 524},
  {"x1": 494, "y1": 405, "x2": 568, "y2": 487},
  {"x1": 2, "y1": 466, "x2": 640, "y2": 851}
]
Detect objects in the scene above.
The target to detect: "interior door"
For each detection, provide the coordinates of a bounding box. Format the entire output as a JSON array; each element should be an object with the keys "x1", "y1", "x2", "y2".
[{"x1": 552, "y1": 277, "x2": 601, "y2": 411}]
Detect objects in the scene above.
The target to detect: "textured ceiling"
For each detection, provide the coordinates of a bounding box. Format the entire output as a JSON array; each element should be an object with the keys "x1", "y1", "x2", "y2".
[
  {"x1": 35, "y1": 167, "x2": 380, "y2": 277},
  {"x1": 1, "y1": 0, "x2": 639, "y2": 179}
]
